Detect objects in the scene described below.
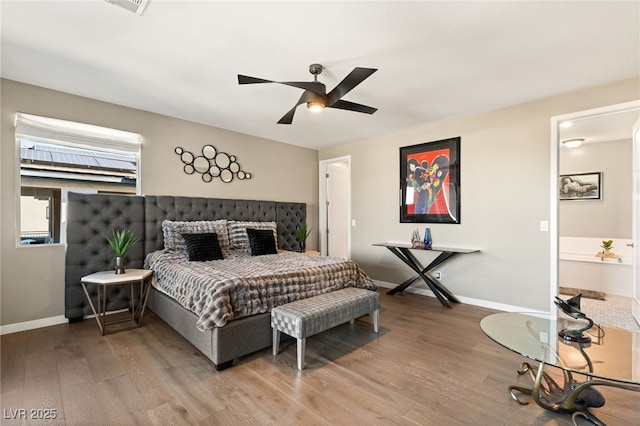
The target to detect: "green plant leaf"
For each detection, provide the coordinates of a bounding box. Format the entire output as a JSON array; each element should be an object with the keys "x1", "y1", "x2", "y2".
[
  {"x1": 295, "y1": 226, "x2": 311, "y2": 242},
  {"x1": 106, "y1": 229, "x2": 139, "y2": 257}
]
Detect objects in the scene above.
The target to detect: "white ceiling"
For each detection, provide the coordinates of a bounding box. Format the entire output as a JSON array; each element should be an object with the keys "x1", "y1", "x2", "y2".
[
  {"x1": 1, "y1": 1, "x2": 638, "y2": 150},
  {"x1": 560, "y1": 109, "x2": 640, "y2": 146}
]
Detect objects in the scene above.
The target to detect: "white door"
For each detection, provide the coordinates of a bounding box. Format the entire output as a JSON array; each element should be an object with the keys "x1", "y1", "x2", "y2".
[
  {"x1": 319, "y1": 157, "x2": 351, "y2": 258},
  {"x1": 326, "y1": 162, "x2": 350, "y2": 258},
  {"x1": 633, "y1": 119, "x2": 640, "y2": 325}
]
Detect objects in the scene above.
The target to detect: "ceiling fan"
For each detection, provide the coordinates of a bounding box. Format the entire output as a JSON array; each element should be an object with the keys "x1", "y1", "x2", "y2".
[{"x1": 237, "y1": 64, "x2": 378, "y2": 124}]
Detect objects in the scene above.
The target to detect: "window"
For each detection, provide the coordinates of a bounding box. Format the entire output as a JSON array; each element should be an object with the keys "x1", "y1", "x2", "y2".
[{"x1": 16, "y1": 113, "x2": 141, "y2": 246}]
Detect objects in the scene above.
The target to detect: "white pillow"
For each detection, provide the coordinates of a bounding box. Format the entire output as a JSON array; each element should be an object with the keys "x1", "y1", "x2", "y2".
[
  {"x1": 228, "y1": 221, "x2": 277, "y2": 254},
  {"x1": 162, "y1": 219, "x2": 230, "y2": 258}
]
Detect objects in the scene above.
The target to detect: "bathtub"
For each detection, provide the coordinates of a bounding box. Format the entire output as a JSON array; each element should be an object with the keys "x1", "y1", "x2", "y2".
[{"x1": 559, "y1": 237, "x2": 632, "y2": 297}]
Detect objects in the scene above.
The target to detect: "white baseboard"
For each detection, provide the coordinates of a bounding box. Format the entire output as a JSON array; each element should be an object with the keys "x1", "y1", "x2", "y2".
[
  {"x1": 0, "y1": 315, "x2": 68, "y2": 335},
  {"x1": 0, "y1": 307, "x2": 135, "y2": 335},
  {"x1": 373, "y1": 280, "x2": 548, "y2": 314}
]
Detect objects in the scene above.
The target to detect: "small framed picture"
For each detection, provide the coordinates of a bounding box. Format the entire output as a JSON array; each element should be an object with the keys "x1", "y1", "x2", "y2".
[
  {"x1": 559, "y1": 172, "x2": 602, "y2": 200},
  {"x1": 400, "y1": 137, "x2": 461, "y2": 223}
]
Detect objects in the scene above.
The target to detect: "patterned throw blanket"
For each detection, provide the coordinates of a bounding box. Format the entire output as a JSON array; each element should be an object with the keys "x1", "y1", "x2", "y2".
[{"x1": 144, "y1": 250, "x2": 377, "y2": 330}]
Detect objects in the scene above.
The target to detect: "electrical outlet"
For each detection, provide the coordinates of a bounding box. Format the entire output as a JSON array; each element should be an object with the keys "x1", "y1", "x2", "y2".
[{"x1": 434, "y1": 271, "x2": 441, "y2": 280}]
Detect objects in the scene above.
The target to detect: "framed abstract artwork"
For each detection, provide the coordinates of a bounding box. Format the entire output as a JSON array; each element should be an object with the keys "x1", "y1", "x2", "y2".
[
  {"x1": 400, "y1": 137, "x2": 461, "y2": 224},
  {"x1": 559, "y1": 172, "x2": 602, "y2": 200}
]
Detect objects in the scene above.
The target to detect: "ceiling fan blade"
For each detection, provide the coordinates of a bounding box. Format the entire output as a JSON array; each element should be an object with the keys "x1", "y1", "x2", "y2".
[
  {"x1": 277, "y1": 107, "x2": 297, "y2": 125},
  {"x1": 286, "y1": 81, "x2": 325, "y2": 95},
  {"x1": 238, "y1": 74, "x2": 273, "y2": 85},
  {"x1": 327, "y1": 67, "x2": 377, "y2": 105},
  {"x1": 327, "y1": 99, "x2": 377, "y2": 115},
  {"x1": 277, "y1": 92, "x2": 309, "y2": 125},
  {"x1": 238, "y1": 75, "x2": 326, "y2": 95}
]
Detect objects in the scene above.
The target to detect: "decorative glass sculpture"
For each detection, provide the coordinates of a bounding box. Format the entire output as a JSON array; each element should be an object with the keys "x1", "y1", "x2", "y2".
[
  {"x1": 411, "y1": 229, "x2": 423, "y2": 248},
  {"x1": 423, "y1": 227, "x2": 432, "y2": 249}
]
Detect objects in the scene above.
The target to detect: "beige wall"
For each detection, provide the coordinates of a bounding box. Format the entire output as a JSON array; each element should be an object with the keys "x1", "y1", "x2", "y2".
[
  {"x1": 319, "y1": 78, "x2": 639, "y2": 312},
  {"x1": 2, "y1": 77, "x2": 638, "y2": 327},
  {"x1": 1, "y1": 79, "x2": 318, "y2": 326},
  {"x1": 559, "y1": 139, "x2": 632, "y2": 238}
]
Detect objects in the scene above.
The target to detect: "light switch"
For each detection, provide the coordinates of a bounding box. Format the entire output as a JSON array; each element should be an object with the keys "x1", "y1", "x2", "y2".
[
  {"x1": 539, "y1": 221, "x2": 549, "y2": 232},
  {"x1": 351, "y1": 219, "x2": 357, "y2": 227}
]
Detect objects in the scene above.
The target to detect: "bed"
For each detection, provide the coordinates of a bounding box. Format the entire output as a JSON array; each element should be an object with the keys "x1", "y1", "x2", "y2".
[{"x1": 65, "y1": 193, "x2": 375, "y2": 370}]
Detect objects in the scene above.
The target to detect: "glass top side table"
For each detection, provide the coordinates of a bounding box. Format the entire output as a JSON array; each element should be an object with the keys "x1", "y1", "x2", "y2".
[{"x1": 481, "y1": 312, "x2": 639, "y2": 425}]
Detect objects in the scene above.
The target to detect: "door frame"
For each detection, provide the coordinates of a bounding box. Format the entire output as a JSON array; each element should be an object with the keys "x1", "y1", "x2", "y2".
[
  {"x1": 319, "y1": 156, "x2": 351, "y2": 257},
  {"x1": 549, "y1": 100, "x2": 640, "y2": 314},
  {"x1": 633, "y1": 119, "x2": 640, "y2": 325}
]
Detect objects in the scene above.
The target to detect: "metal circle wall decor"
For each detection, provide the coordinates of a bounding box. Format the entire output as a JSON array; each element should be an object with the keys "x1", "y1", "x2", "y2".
[{"x1": 174, "y1": 145, "x2": 252, "y2": 183}]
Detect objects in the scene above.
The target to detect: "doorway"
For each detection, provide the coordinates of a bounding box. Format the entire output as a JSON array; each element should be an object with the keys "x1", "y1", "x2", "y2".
[
  {"x1": 319, "y1": 156, "x2": 351, "y2": 258},
  {"x1": 550, "y1": 100, "x2": 640, "y2": 330}
]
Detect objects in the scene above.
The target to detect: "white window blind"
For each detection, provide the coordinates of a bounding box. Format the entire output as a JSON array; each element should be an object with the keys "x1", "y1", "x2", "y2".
[{"x1": 15, "y1": 113, "x2": 141, "y2": 154}]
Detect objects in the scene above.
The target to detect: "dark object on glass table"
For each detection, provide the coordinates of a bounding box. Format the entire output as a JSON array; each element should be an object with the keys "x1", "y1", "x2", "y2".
[{"x1": 554, "y1": 294, "x2": 594, "y2": 344}]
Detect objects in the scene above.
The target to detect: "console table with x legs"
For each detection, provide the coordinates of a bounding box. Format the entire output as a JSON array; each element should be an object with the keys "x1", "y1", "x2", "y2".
[{"x1": 373, "y1": 243, "x2": 479, "y2": 308}]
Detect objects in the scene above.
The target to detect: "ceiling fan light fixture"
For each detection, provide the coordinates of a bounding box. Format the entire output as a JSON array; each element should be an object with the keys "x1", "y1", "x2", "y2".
[
  {"x1": 307, "y1": 101, "x2": 325, "y2": 112},
  {"x1": 238, "y1": 63, "x2": 377, "y2": 124},
  {"x1": 562, "y1": 138, "x2": 584, "y2": 148}
]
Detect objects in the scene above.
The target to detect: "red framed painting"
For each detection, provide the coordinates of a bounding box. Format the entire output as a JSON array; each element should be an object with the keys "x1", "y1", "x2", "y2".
[{"x1": 400, "y1": 137, "x2": 461, "y2": 224}]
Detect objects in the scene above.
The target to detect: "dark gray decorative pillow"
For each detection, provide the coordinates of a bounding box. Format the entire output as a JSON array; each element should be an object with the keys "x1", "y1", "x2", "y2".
[
  {"x1": 228, "y1": 220, "x2": 277, "y2": 254},
  {"x1": 246, "y1": 228, "x2": 277, "y2": 256},
  {"x1": 182, "y1": 233, "x2": 224, "y2": 261}
]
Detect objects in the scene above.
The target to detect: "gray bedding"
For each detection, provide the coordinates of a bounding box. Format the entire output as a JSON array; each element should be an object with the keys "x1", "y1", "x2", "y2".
[{"x1": 145, "y1": 250, "x2": 377, "y2": 330}]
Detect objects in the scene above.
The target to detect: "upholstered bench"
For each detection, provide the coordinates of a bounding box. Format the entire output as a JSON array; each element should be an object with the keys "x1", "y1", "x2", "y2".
[{"x1": 271, "y1": 287, "x2": 380, "y2": 370}]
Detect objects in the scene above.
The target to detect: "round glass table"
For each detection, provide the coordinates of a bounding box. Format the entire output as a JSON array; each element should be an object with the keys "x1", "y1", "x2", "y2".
[{"x1": 481, "y1": 312, "x2": 639, "y2": 425}]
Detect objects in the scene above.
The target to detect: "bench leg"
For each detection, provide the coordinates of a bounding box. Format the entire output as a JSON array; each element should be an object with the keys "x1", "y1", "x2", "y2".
[
  {"x1": 297, "y1": 337, "x2": 306, "y2": 371},
  {"x1": 273, "y1": 329, "x2": 280, "y2": 356},
  {"x1": 373, "y1": 308, "x2": 379, "y2": 333}
]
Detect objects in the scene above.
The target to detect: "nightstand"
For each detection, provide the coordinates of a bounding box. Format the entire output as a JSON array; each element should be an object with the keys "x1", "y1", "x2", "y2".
[{"x1": 81, "y1": 268, "x2": 153, "y2": 335}]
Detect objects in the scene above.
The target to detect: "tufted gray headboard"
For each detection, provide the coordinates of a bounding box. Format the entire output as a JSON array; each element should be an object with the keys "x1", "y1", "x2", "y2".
[
  {"x1": 143, "y1": 195, "x2": 305, "y2": 254},
  {"x1": 65, "y1": 192, "x2": 306, "y2": 321}
]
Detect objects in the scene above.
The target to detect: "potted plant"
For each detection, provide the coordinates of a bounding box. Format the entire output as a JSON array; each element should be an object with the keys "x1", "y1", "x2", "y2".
[
  {"x1": 106, "y1": 229, "x2": 139, "y2": 274},
  {"x1": 601, "y1": 239, "x2": 613, "y2": 256},
  {"x1": 295, "y1": 226, "x2": 312, "y2": 253}
]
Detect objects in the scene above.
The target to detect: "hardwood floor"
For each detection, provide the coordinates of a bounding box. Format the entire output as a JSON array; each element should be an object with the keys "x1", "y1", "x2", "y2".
[{"x1": 2, "y1": 289, "x2": 638, "y2": 425}]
